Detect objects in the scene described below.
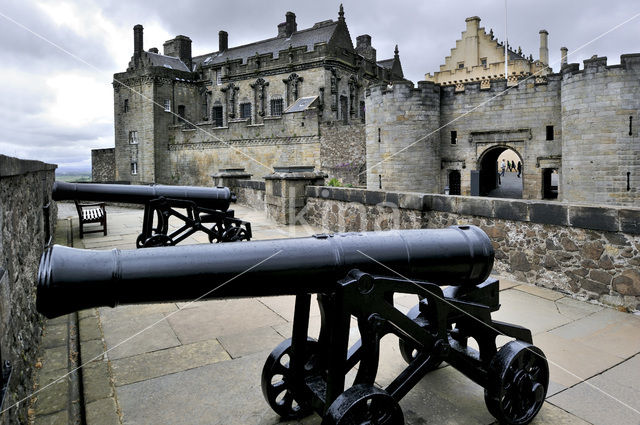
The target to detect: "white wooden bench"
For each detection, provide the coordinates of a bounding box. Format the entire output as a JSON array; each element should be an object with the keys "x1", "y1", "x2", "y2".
[{"x1": 74, "y1": 200, "x2": 107, "y2": 238}]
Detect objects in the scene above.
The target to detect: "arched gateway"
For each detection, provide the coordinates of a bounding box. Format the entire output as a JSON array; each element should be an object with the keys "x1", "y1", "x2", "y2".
[{"x1": 477, "y1": 145, "x2": 523, "y2": 198}]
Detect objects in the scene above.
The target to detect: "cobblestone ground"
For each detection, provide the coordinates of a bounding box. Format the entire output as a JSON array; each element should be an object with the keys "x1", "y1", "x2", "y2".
[{"x1": 489, "y1": 171, "x2": 523, "y2": 198}]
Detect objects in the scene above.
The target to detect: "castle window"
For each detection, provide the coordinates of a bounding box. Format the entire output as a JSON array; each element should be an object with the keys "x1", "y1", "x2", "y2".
[
  {"x1": 360, "y1": 101, "x2": 366, "y2": 123},
  {"x1": 212, "y1": 106, "x2": 223, "y2": 127},
  {"x1": 458, "y1": 62, "x2": 464, "y2": 69},
  {"x1": 451, "y1": 130, "x2": 457, "y2": 144},
  {"x1": 270, "y1": 98, "x2": 283, "y2": 116},
  {"x1": 128, "y1": 131, "x2": 138, "y2": 144},
  {"x1": 216, "y1": 69, "x2": 222, "y2": 85},
  {"x1": 546, "y1": 125, "x2": 554, "y2": 141},
  {"x1": 481, "y1": 58, "x2": 487, "y2": 67},
  {"x1": 131, "y1": 162, "x2": 138, "y2": 175},
  {"x1": 123, "y1": 99, "x2": 129, "y2": 113},
  {"x1": 164, "y1": 99, "x2": 171, "y2": 112},
  {"x1": 177, "y1": 105, "x2": 186, "y2": 122},
  {"x1": 240, "y1": 103, "x2": 251, "y2": 120}
]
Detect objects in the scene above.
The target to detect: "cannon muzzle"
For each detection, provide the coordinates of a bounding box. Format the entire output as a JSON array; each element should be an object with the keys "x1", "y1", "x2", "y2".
[
  {"x1": 52, "y1": 181, "x2": 235, "y2": 211},
  {"x1": 37, "y1": 226, "x2": 494, "y2": 318}
]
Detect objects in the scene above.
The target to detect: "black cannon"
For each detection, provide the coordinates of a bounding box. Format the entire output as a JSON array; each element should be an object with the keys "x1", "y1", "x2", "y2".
[
  {"x1": 52, "y1": 181, "x2": 251, "y2": 247},
  {"x1": 37, "y1": 226, "x2": 548, "y2": 425}
]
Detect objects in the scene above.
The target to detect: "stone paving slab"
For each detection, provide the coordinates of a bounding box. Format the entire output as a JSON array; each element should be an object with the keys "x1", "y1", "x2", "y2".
[{"x1": 548, "y1": 354, "x2": 640, "y2": 425}]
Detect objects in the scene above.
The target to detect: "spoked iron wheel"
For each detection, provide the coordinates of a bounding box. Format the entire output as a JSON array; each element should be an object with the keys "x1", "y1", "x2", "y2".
[
  {"x1": 207, "y1": 223, "x2": 223, "y2": 243},
  {"x1": 397, "y1": 304, "x2": 442, "y2": 372},
  {"x1": 221, "y1": 226, "x2": 249, "y2": 242},
  {"x1": 322, "y1": 384, "x2": 404, "y2": 425},
  {"x1": 135, "y1": 233, "x2": 147, "y2": 248},
  {"x1": 261, "y1": 338, "x2": 319, "y2": 420},
  {"x1": 142, "y1": 234, "x2": 175, "y2": 247},
  {"x1": 484, "y1": 341, "x2": 549, "y2": 425}
]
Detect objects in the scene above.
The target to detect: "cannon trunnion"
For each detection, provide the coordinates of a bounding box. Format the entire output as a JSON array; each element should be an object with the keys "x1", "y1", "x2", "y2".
[
  {"x1": 52, "y1": 181, "x2": 251, "y2": 247},
  {"x1": 37, "y1": 226, "x2": 548, "y2": 424}
]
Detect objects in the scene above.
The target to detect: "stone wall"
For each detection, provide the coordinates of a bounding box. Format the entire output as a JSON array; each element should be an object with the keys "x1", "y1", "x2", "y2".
[
  {"x1": 320, "y1": 122, "x2": 366, "y2": 186},
  {"x1": 233, "y1": 180, "x2": 266, "y2": 212},
  {"x1": 91, "y1": 148, "x2": 115, "y2": 182},
  {"x1": 303, "y1": 186, "x2": 640, "y2": 311},
  {"x1": 0, "y1": 155, "x2": 57, "y2": 424}
]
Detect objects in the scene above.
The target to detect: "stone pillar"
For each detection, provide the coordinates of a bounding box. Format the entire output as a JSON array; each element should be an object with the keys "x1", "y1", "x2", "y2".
[
  {"x1": 264, "y1": 166, "x2": 326, "y2": 225},
  {"x1": 211, "y1": 168, "x2": 252, "y2": 188}
]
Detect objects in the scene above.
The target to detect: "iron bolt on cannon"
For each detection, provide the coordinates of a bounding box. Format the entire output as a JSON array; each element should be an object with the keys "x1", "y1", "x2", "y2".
[
  {"x1": 37, "y1": 226, "x2": 548, "y2": 425},
  {"x1": 52, "y1": 181, "x2": 251, "y2": 247}
]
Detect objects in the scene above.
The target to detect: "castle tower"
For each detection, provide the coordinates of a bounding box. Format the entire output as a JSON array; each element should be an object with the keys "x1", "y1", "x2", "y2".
[
  {"x1": 365, "y1": 81, "x2": 441, "y2": 192},
  {"x1": 561, "y1": 55, "x2": 640, "y2": 205}
]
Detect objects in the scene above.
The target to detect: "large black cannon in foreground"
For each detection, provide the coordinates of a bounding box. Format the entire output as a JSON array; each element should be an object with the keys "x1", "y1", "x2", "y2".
[
  {"x1": 52, "y1": 181, "x2": 251, "y2": 247},
  {"x1": 37, "y1": 226, "x2": 548, "y2": 425}
]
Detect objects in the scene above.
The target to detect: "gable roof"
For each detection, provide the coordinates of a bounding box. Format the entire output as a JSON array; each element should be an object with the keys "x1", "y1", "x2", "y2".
[
  {"x1": 193, "y1": 20, "x2": 338, "y2": 68},
  {"x1": 145, "y1": 51, "x2": 191, "y2": 71}
]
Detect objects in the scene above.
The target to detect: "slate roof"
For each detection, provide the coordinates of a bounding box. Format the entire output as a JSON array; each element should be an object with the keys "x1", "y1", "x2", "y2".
[
  {"x1": 377, "y1": 59, "x2": 394, "y2": 69},
  {"x1": 146, "y1": 51, "x2": 191, "y2": 71},
  {"x1": 193, "y1": 20, "x2": 338, "y2": 68}
]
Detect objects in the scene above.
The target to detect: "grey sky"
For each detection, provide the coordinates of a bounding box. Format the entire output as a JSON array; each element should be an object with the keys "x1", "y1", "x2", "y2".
[{"x1": 0, "y1": 0, "x2": 638, "y2": 172}]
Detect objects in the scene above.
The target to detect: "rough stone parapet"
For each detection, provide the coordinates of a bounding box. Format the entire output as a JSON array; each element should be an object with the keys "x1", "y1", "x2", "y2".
[
  {"x1": 304, "y1": 186, "x2": 640, "y2": 310},
  {"x1": 264, "y1": 168, "x2": 326, "y2": 224},
  {"x1": 0, "y1": 155, "x2": 57, "y2": 424}
]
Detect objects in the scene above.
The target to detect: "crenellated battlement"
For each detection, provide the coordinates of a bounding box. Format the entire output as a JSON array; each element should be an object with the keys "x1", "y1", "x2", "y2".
[
  {"x1": 562, "y1": 53, "x2": 640, "y2": 81},
  {"x1": 366, "y1": 80, "x2": 440, "y2": 107}
]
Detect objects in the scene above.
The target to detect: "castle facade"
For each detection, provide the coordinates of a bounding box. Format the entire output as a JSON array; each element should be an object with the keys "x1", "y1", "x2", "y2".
[
  {"x1": 108, "y1": 6, "x2": 403, "y2": 186},
  {"x1": 366, "y1": 17, "x2": 639, "y2": 206}
]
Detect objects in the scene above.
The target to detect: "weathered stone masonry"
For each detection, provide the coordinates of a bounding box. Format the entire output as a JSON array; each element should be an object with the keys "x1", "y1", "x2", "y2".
[
  {"x1": 0, "y1": 155, "x2": 57, "y2": 425},
  {"x1": 302, "y1": 186, "x2": 640, "y2": 310}
]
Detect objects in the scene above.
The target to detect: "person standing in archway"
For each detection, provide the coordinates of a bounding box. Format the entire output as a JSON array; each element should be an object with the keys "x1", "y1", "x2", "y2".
[
  {"x1": 517, "y1": 161, "x2": 522, "y2": 178},
  {"x1": 500, "y1": 159, "x2": 506, "y2": 177}
]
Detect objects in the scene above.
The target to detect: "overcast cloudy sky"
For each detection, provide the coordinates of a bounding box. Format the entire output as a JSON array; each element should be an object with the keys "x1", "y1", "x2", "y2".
[{"x1": 0, "y1": 0, "x2": 638, "y2": 172}]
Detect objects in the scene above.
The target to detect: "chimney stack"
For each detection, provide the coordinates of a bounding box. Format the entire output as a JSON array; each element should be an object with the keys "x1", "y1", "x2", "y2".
[
  {"x1": 539, "y1": 30, "x2": 549, "y2": 65},
  {"x1": 149, "y1": 47, "x2": 158, "y2": 54},
  {"x1": 219, "y1": 31, "x2": 228, "y2": 51},
  {"x1": 285, "y1": 12, "x2": 297, "y2": 37},
  {"x1": 163, "y1": 35, "x2": 193, "y2": 70},
  {"x1": 356, "y1": 35, "x2": 376, "y2": 62},
  {"x1": 133, "y1": 24, "x2": 143, "y2": 57},
  {"x1": 560, "y1": 47, "x2": 568, "y2": 66}
]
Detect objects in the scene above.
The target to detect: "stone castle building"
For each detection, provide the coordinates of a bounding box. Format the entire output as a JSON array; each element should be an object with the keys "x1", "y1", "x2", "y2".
[
  {"x1": 103, "y1": 6, "x2": 404, "y2": 186},
  {"x1": 366, "y1": 17, "x2": 639, "y2": 206}
]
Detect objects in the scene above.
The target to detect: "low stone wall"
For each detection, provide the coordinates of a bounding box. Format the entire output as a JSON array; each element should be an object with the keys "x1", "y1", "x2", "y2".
[
  {"x1": 0, "y1": 155, "x2": 57, "y2": 424},
  {"x1": 91, "y1": 148, "x2": 115, "y2": 182},
  {"x1": 304, "y1": 186, "x2": 640, "y2": 311},
  {"x1": 233, "y1": 180, "x2": 265, "y2": 212}
]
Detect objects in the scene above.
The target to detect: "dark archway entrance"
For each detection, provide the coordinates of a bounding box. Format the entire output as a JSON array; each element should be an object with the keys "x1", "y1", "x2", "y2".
[
  {"x1": 478, "y1": 146, "x2": 523, "y2": 198},
  {"x1": 448, "y1": 170, "x2": 461, "y2": 195}
]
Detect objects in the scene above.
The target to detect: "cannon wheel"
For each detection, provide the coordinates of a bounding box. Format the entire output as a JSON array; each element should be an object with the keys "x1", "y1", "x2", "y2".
[
  {"x1": 397, "y1": 304, "x2": 442, "y2": 371},
  {"x1": 261, "y1": 338, "x2": 319, "y2": 420},
  {"x1": 322, "y1": 384, "x2": 404, "y2": 425},
  {"x1": 484, "y1": 341, "x2": 549, "y2": 425},
  {"x1": 222, "y1": 226, "x2": 249, "y2": 242},
  {"x1": 142, "y1": 235, "x2": 175, "y2": 247},
  {"x1": 135, "y1": 233, "x2": 147, "y2": 248},
  {"x1": 208, "y1": 223, "x2": 223, "y2": 243}
]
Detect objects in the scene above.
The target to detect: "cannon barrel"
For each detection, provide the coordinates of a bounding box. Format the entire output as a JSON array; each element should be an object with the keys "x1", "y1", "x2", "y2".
[
  {"x1": 52, "y1": 181, "x2": 235, "y2": 211},
  {"x1": 37, "y1": 226, "x2": 494, "y2": 318}
]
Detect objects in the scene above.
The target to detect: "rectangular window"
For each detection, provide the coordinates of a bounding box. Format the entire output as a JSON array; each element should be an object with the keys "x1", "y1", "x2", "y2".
[
  {"x1": 131, "y1": 162, "x2": 138, "y2": 175},
  {"x1": 216, "y1": 69, "x2": 222, "y2": 85},
  {"x1": 481, "y1": 58, "x2": 487, "y2": 67},
  {"x1": 451, "y1": 130, "x2": 457, "y2": 145},
  {"x1": 164, "y1": 99, "x2": 171, "y2": 112},
  {"x1": 123, "y1": 99, "x2": 129, "y2": 113},
  {"x1": 212, "y1": 106, "x2": 223, "y2": 127},
  {"x1": 240, "y1": 103, "x2": 251, "y2": 119},
  {"x1": 546, "y1": 125, "x2": 554, "y2": 141},
  {"x1": 177, "y1": 105, "x2": 185, "y2": 122},
  {"x1": 458, "y1": 62, "x2": 464, "y2": 69},
  {"x1": 270, "y1": 98, "x2": 283, "y2": 116},
  {"x1": 360, "y1": 101, "x2": 366, "y2": 123},
  {"x1": 128, "y1": 130, "x2": 138, "y2": 144}
]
